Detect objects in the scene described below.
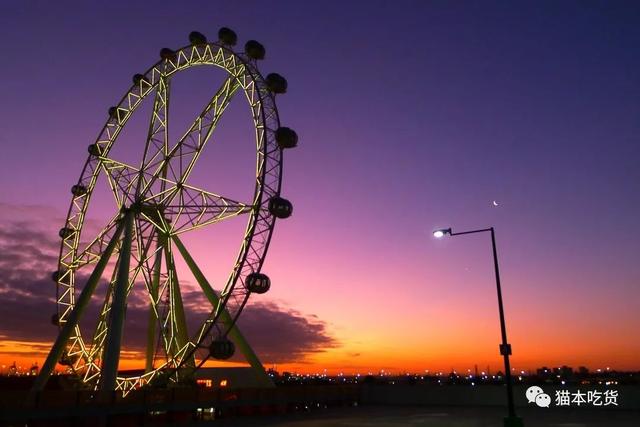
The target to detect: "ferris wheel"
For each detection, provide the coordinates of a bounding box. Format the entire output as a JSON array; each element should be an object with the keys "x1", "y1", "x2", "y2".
[{"x1": 33, "y1": 27, "x2": 298, "y2": 394}]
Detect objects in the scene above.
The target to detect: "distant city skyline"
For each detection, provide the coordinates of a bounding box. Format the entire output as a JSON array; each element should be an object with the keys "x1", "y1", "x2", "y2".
[
  {"x1": 0, "y1": 1, "x2": 639, "y2": 376},
  {"x1": 0, "y1": 358, "x2": 635, "y2": 378}
]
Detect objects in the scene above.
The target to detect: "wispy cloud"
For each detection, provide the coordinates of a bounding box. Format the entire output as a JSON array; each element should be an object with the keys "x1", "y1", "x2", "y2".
[{"x1": 0, "y1": 203, "x2": 338, "y2": 364}]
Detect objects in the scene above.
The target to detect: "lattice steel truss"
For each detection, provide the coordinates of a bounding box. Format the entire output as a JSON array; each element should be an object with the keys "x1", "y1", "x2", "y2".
[{"x1": 33, "y1": 34, "x2": 292, "y2": 395}]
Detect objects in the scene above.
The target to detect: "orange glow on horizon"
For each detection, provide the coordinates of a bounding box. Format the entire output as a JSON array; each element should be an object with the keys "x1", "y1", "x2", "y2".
[{"x1": 1, "y1": 334, "x2": 638, "y2": 377}]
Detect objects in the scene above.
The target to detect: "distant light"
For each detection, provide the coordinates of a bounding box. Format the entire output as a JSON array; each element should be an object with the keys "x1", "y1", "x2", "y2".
[
  {"x1": 219, "y1": 379, "x2": 228, "y2": 387},
  {"x1": 196, "y1": 379, "x2": 212, "y2": 388}
]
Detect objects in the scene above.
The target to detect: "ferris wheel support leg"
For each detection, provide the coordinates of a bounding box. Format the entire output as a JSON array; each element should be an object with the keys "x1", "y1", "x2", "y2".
[
  {"x1": 172, "y1": 235, "x2": 274, "y2": 388},
  {"x1": 164, "y1": 238, "x2": 194, "y2": 369},
  {"x1": 31, "y1": 218, "x2": 127, "y2": 392},
  {"x1": 100, "y1": 210, "x2": 134, "y2": 390},
  {"x1": 145, "y1": 241, "x2": 163, "y2": 373}
]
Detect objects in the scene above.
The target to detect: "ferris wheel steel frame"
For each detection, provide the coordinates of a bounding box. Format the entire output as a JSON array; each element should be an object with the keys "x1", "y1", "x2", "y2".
[{"x1": 33, "y1": 36, "x2": 291, "y2": 394}]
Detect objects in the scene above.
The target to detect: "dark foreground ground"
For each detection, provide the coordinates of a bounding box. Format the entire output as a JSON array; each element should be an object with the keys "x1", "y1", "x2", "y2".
[
  {"x1": 3, "y1": 383, "x2": 638, "y2": 426},
  {"x1": 208, "y1": 405, "x2": 640, "y2": 427}
]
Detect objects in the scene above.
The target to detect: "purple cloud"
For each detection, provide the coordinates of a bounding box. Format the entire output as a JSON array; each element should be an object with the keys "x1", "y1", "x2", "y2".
[{"x1": 0, "y1": 203, "x2": 338, "y2": 364}]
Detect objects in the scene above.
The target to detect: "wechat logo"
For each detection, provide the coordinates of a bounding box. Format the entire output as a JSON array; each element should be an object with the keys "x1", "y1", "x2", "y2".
[{"x1": 526, "y1": 385, "x2": 551, "y2": 408}]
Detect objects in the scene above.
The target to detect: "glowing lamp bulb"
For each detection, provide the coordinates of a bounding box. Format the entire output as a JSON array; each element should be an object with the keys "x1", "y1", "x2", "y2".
[{"x1": 433, "y1": 228, "x2": 451, "y2": 238}]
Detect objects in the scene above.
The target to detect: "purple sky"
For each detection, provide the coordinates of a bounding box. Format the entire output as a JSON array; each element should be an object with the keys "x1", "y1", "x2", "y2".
[{"x1": 0, "y1": 1, "x2": 639, "y2": 372}]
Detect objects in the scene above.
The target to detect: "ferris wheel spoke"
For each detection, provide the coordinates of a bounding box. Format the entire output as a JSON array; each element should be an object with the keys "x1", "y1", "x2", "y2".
[
  {"x1": 143, "y1": 253, "x2": 175, "y2": 370},
  {"x1": 168, "y1": 75, "x2": 241, "y2": 185},
  {"x1": 164, "y1": 183, "x2": 253, "y2": 234},
  {"x1": 74, "y1": 208, "x2": 155, "y2": 270},
  {"x1": 169, "y1": 204, "x2": 253, "y2": 234},
  {"x1": 163, "y1": 239, "x2": 193, "y2": 366},
  {"x1": 84, "y1": 255, "x2": 121, "y2": 380},
  {"x1": 73, "y1": 212, "x2": 122, "y2": 268},
  {"x1": 144, "y1": 240, "x2": 163, "y2": 373},
  {"x1": 140, "y1": 75, "x2": 241, "y2": 199},
  {"x1": 99, "y1": 157, "x2": 143, "y2": 209},
  {"x1": 133, "y1": 215, "x2": 158, "y2": 267},
  {"x1": 136, "y1": 181, "x2": 252, "y2": 234},
  {"x1": 139, "y1": 235, "x2": 184, "y2": 366},
  {"x1": 136, "y1": 71, "x2": 171, "y2": 197}
]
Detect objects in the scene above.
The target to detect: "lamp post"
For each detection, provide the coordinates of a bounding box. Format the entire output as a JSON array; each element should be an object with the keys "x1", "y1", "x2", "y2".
[{"x1": 433, "y1": 227, "x2": 523, "y2": 427}]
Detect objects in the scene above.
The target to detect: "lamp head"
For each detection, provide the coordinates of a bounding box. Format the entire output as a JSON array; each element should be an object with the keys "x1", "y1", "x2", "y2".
[{"x1": 433, "y1": 228, "x2": 452, "y2": 238}]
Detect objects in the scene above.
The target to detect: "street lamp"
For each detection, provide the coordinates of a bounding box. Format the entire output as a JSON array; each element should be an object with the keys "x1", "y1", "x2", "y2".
[{"x1": 433, "y1": 226, "x2": 523, "y2": 427}]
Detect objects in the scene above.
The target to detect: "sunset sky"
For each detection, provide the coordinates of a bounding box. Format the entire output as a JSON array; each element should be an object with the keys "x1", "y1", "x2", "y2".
[{"x1": 0, "y1": 1, "x2": 639, "y2": 376}]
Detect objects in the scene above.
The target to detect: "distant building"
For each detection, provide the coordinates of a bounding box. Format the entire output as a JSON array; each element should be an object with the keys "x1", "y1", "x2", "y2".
[
  {"x1": 194, "y1": 367, "x2": 271, "y2": 389},
  {"x1": 553, "y1": 366, "x2": 573, "y2": 377},
  {"x1": 537, "y1": 366, "x2": 552, "y2": 378}
]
